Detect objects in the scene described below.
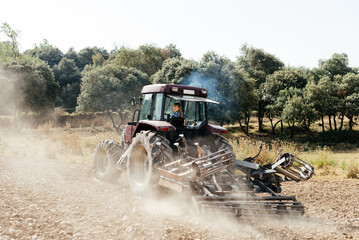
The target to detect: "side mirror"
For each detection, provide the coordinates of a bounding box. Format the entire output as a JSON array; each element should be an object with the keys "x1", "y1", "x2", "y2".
[
  {"x1": 131, "y1": 97, "x2": 136, "y2": 106},
  {"x1": 138, "y1": 97, "x2": 143, "y2": 104}
]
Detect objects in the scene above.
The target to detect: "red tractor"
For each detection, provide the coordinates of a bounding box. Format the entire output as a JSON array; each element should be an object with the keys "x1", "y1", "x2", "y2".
[{"x1": 93, "y1": 84, "x2": 313, "y2": 217}]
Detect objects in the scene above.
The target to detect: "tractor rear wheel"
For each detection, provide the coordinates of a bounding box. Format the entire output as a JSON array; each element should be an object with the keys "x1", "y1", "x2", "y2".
[
  {"x1": 93, "y1": 140, "x2": 123, "y2": 183},
  {"x1": 127, "y1": 130, "x2": 173, "y2": 194}
]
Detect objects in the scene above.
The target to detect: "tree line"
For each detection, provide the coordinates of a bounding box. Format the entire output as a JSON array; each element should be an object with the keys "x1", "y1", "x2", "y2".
[{"x1": 1, "y1": 23, "x2": 359, "y2": 136}]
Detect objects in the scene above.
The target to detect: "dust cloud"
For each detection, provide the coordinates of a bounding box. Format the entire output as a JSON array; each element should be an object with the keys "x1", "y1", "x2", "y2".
[
  {"x1": 0, "y1": 130, "x2": 260, "y2": 239},
  {"x1": 0, "y1": 68, "x2": 17, "y2": 116}
]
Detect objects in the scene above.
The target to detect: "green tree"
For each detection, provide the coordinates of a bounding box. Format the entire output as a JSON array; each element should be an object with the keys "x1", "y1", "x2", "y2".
[
  {"x1": 113, "y1": 44, "x2": 167, "y2": 77},
  {"x1": 77, "y1": 63, "x2": 150, "y2": 132},
  {"x1": 231, "y1": 67, "x2": 258, "y2": 135},
  {"x1": 0, "y1": 57, "x2": 59, "y2": 127},
  {"x1": 303, "y1": 80, "x2": 328, "y2": 132},
  {"x1": 263, "y1": 69, "x2": 307, "y2": 133},
  {"x1": 281, "y1": 94, "x2": 305, "y2": 138},
  {"x1": 0, "y1": 22, "x2": 20, "y2": 58},
  {"x1": 340, "y1": 73, "x2": 359, "y2": 130},
  {"x1": 0, "y1": 41, "x2": 14, "y2": 61},
  {"x1": 77, "y1": 46, "x2": 109, "y2": 70},
  {"x1": 24, "y1": 39, "x2": 63, "y2": 68},
  {"x1": 92, "y1": 53, "x2": 105, "y2": 66},
  {"x1": 319, "y1": 53, "x2": 353, "y2": 78},
  {"x1": 315, "y1": 53, "x2": 356, "y2": 131},
  {"x1": 151, "y1": 57, "x2": 196, "y2": 84},
  {"x1": 237, "y1": 44, "x2": 284, "y2": 132},
  {"x1": 163, "y1": 44, "x2": 182, "y2": 58},
  {"x1": 53, "y1": 57, "x2": 82, "y2": 110},
  {"x1": 197, "y1": 52, "x2": 234, "y2": 126},
  {"x1": 64, "y1": 47, "x2": 81, "y2": 68}
]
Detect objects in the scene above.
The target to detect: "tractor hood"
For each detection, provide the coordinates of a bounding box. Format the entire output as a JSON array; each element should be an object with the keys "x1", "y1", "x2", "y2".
[{"x1": 167, "y1": 94, "x2": 219, "y2": 104}]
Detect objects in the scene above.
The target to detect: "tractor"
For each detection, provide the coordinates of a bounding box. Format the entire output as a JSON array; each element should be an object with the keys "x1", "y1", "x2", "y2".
[{"x1": 93, "y1": 84, "x2": 314, "y2": 217}]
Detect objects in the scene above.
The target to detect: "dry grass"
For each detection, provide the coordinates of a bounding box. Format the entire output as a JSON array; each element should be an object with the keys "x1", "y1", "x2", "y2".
[
  {"x1": 230, "y1": 138, "x2": 299, "y2": 165},
  {"x1": 347, "y1": 161, "x2": 359, "y2": 179},
  {"x1": 228, "y1": 136, "x2": 359, "y2": 179},
  {"x1": 37, "y1": 121, "x2": 53, "y2": 134},
  {"x1": 0, "y1": 126, "x2": 120, "y2": 165},
  {"x1": 1, "y1": 121, "x2": 358, "y2": 180}
]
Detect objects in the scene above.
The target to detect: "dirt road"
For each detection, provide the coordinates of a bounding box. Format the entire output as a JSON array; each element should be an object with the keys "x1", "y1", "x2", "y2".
[{"x1": 0, "y1": 154, "x2": 358, "y2": 239}]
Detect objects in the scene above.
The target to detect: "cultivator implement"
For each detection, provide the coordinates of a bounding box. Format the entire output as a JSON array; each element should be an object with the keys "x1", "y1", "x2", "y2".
[
  {"x1": 157, "y1": 144, "x2": 313, "y2": 218},
  {"x1": 193, "y1": 195, "x2": 304, "y2": 217}
]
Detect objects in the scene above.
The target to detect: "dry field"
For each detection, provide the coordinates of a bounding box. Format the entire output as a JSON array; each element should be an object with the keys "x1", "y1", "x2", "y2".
[{"x1": 0, "y1": 126, "x2": 358, "y2": 239}]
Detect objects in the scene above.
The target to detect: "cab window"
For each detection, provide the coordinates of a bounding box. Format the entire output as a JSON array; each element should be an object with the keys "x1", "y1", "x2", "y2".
[
  {"x1": 183, "y1": 101, "x2": 206, "y2": 126},
  {"x1": 139, "y1": 93, "x2": 163, "y2": 121}
]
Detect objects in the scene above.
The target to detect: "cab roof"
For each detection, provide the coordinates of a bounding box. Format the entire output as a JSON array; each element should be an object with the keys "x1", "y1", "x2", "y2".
[{"x1": 141, "y1": 84, "x2": 208, "y2": 98}]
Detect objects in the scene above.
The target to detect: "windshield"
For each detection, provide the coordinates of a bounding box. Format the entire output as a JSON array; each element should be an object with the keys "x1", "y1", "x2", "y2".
[
  {"x1": 164, "y1": 95, "x2": 207, "y2": 127},
  {"x1": 139, "y1": 93, "x2": 163, "y2": 120}
]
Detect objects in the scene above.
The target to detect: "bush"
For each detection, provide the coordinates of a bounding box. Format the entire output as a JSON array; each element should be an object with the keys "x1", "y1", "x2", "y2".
[{"x1": 347, "y1": 161, "x2": 359, "y2": 179}]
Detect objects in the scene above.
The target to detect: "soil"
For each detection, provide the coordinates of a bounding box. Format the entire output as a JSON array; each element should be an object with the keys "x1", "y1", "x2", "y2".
[{"x1": 1, "y1": 155, "x2": 358, "y2": 239}]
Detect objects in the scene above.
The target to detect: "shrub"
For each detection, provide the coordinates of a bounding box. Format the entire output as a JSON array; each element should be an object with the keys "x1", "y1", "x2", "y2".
[{"x1": 347, "y1": 161, "x2": 359, "y2": 179}]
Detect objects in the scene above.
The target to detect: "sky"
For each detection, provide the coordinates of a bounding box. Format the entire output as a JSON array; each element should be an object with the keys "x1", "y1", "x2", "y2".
[{"x1": 0, "y1": 0, "x2": 358, "y2": 68}]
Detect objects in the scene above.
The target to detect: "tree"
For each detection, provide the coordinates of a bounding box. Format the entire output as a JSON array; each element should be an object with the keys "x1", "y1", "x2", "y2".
[
  {"x1": 153, "y1": 51, "x2": 235, "y2": 126},
  {"x1": 340, "y1": 73, "x2": 359, "y2": 130},
  {"x1": 77, "y1": 63, "x2": 150, "y2": 132},
  {"x1": 77, "y1": 47, "x2": 109, "y2": 70},
  {"x1": 0, "y1": 57, "x2": 59, "y2": 127},
  {"x1": 24, "y1": 39, "x2": 63, "y2": 68},
  {"x1": 92, "y1": 53, "x2": 106, "y2": 66},
  {"x1": 314, "y1": 53, "x2": 356, "y2": 131},
  {"x1": 64, "y1": 47, "x2": 81, "y2": 68},
  {"x1": 197, "y1": 52, "x2": 234, "y2": 126},
  {"x1": 237, "y1": 44, "x2": 284, "y2": 132},
  {"x1": 113, "y1": 44, "x2": 167, "y2": 77},
  {"x1": 53, "y1": 58, "x2": 81, "y2": 87},
  {"x1": 0, "y1": 22, "x2": 20, "y2": 58},
  {"x1": 303, "y1": 80, "x2": 328, "y2": 132},
  {"x1": 263, "y1": 69, "x2": 307, "y2": 133},
  {"x1": 231, "y1": 67, "x2": 258, "y2": 135},
  {"x1": 53, "y1": 57, "x2": 82, "y2": 110},
  {"x1": 151, "y1": 57, "x2": 196, "y2": 84},
  {"x1": 281, "y1": 94, "x2": 305, "y2": 138},
  {"x1": 0, "y1": 41, "x2": 14, "y2": 61},
  {"x1": 319, "y1": 53, "x2": 353, "y2": 78},
  {"x1": 163, "y1": 44, "x2": 182, "y2": 58}
]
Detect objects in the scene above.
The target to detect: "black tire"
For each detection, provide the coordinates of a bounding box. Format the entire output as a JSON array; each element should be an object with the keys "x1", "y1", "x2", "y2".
[
  {"x1": 205, "y1": 133, "x2": 233, "y2": 153},
  {"x1": 93, "y1": 139, "x2": 123, "y2": 183},
  {"x1": 127, "y1": 130, "x2": 173, "y2": 194}
]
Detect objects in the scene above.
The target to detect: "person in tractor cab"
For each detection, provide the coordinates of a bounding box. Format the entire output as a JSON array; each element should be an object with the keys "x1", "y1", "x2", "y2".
[
  {"x1": 170, "y1": 102, "x2": 187, "y2": 126},
  {"x1": 171, "y1": 102, "x2": 185, "y2": 118}
]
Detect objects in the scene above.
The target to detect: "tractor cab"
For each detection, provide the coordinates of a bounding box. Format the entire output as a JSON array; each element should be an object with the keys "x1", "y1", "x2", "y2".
[{"x1": 123, "y1": 84, "x2": 225, "y2": 145}]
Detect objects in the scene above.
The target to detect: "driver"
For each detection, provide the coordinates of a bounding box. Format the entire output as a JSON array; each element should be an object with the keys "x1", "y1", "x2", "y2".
[
  {"x1": 170, "y1": 102, "x2": 187, "y2": 124},
  {"x1": 171, "y1": 102, "x2": 184, "y2": 118}
]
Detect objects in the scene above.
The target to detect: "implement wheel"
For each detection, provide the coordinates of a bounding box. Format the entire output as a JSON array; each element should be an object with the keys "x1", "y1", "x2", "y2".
[
  {"x1": 93, "y1": 140, "x2": 123, "y2": 183},
  {"x1": 127, "y1": 130, "x2": 173, "y2": 194}
]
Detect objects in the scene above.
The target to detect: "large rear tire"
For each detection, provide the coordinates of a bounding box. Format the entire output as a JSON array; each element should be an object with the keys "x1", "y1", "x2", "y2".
[
  {"x1": 127, "y1": 130, "x2": 173, "y2": 194},
  {"x1": 93, "y1": 140, "x2": 123, "y2": 183}
]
